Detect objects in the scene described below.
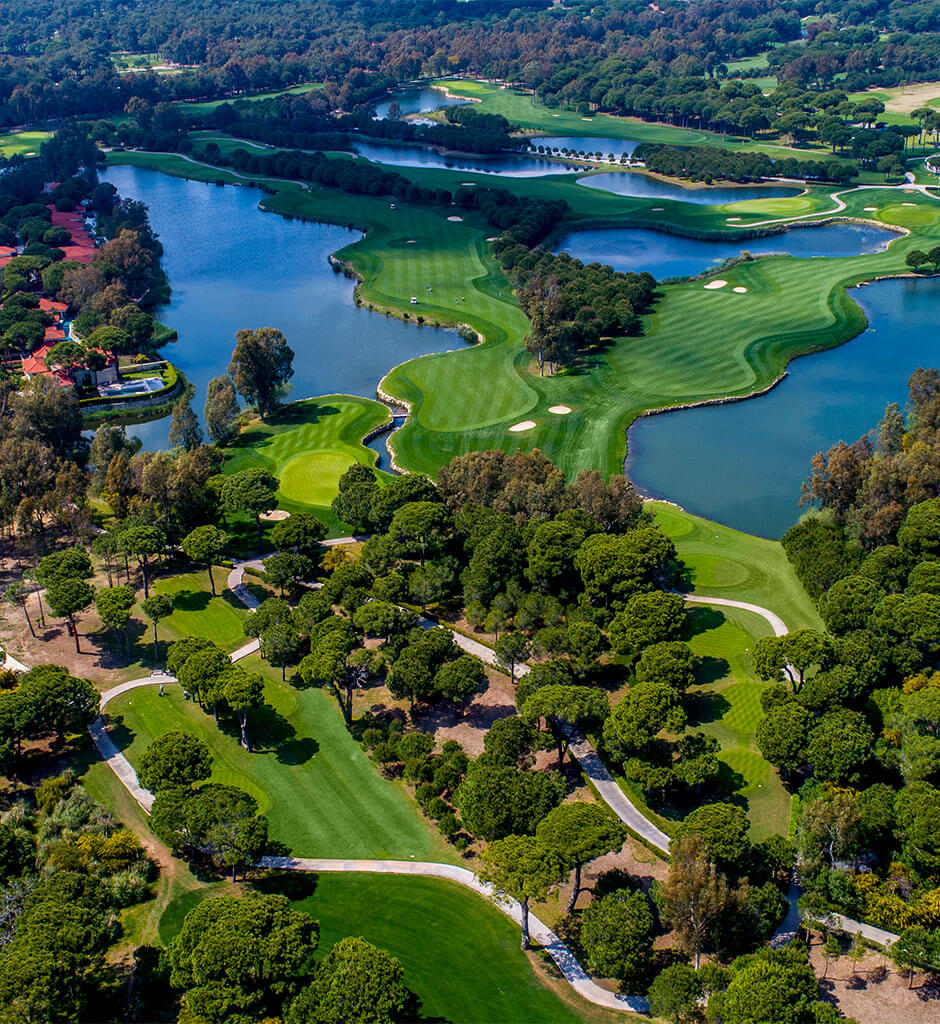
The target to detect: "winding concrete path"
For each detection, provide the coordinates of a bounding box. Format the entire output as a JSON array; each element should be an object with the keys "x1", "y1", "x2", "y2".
[{"x1": 262, "y1": 856, "x2": 647, "y2": 1012}]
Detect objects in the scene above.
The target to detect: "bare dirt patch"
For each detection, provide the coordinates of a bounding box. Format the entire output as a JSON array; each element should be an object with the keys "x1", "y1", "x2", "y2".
[
  {"x1": 808, "y1": 937, "x2": 940, "y2": 1024},
  {"x1": 416, "y1": 665, "x2": 516, "y2": 755},
  {"x1": 875, "y1": 82, "x2": 940, "y2": 115}
]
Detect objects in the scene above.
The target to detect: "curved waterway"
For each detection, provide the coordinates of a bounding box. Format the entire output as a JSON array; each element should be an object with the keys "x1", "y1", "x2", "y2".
[
  {"x1": 556, "y1": 222, "x2": 895, "y2": 280},
  {"x1": 579, "y1": 171, "x2": 800, "y2": 205},
  {"x1": 102, "y1": 166, "x2": 461, "y2": 450},
  {"x1": 373, "y1": 87, "x2": 471, "y2": 120},
  {"x1": 625, "y1": 277, "x2": 940, "y2": 538},
  {"x1": 350, "y1": 139, "x2": 587, "y2": 177}
]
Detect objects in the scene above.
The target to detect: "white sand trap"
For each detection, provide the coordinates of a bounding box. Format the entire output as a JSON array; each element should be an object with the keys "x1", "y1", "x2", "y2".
[
  {"x1": 460, "y1": 182, "x2": 476, "y2": 186},
  {"x1": 509, "y1": 420, "x2": 537, "y2": 432},
  {"x1": 447, "y1": 215, "x2": 464, "y2": 222},
  {"x1": 704, "y1": 279, "x2": 728, "y2": 290},
  {"x1": 902, "y1": 203, "x2": 916, "y2": 207},
  {"x1": 733, "y1": 286, "x2": 748, "y2": 294},
  {"x1": 581, "y1": 117, "x2": 593, "y2": 121},
  {"x1": 864, "y1": 207, "x2": 877, "y2": 211},
  {"x1": 405, "y1": 239, "x2": 417, "y2": 243},
  {"x1": 651, "y1": 207, "x2": 664, "y2": 211},
  {"x1": 727, "y1": 217, "x2": 742, "y2": 222},
  {"x1": 486, "y1": 236, "x2": 499, "y2": 241},
  {"x1": 549, "y1": 405, "x2": 572, "y2": 415},
  {"x1": 260, "y1": 509, "x2": 291, "y2": 522}
]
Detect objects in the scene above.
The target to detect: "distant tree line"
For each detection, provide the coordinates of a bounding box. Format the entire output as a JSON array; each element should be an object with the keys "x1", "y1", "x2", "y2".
[{"x1": 634, "y1": 143, "x2": 859, "y2": 185}]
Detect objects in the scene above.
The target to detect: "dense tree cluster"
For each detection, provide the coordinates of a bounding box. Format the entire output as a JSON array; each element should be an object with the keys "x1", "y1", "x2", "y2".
[
  {"x1": 634, "y1": 143, "x2": 858, "y2": 184},
  {"x1": 493, "y1": 241, "x2": 656, "y2": 371}
]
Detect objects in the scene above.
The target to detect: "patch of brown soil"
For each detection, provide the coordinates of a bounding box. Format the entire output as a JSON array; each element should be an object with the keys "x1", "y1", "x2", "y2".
[
  {"x1": 414, "y1": 665, "x2": 516, "y2": 755},
  {"x1": 809, "y1": 938, "x2": 940, "y2": 1024}
]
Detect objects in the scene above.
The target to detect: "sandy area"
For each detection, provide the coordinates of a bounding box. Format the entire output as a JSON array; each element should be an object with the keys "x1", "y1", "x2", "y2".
[
  {"x1": 903, "y1": 203, "x2": 917, "y2": 207},
  {"x1": 548, "y1": 405, "x2": 572, "y2": 414},
  {"x1": 808, "y1": 938, "x2": 939, "y2": 1024},
  {"x1": 460, "y1": 182, "x2": 476, "y2": 186},
  {"x1": 509, "y1": 419, "x2": 536, "y2": 432},
  {"x1": 727, "y1": 216, "x2": 742, "y2": 222},
  {"x1": 704, "y1": 279, "x2": 728, "y2": 290},
  {"x1": 864, "y1": 207, "x2": 878, "y2": 211},
  {"x1": 856, "y1": 81, "x2": 940, "y2": 115},
  {"x1": 405, "y1": 239, "x2": 417, "y2": 244},
  {"x1": 417, "y1": 665, "x2": 516, "y2": 755},
  {"x1": 259, "y1": 509, "x2": 290, "y2": 521},
  {"x1": 733, "y1": 286, "x2": 748, "y2": 293},
  {"x1": 447, "y1": 215, "x2": 463, "y2": 222}
]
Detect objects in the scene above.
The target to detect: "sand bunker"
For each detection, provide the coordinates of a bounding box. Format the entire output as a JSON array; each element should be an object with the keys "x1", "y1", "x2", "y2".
[
  {"x1": 447, "y1": 215, "x2": 464, "y2": 222},
  {"x1": 509, "y1": 420, "x2": 537, "y2": 432},
  {"x1": 549, "y1": 405, "x2": 572, "y2": 415},
  {"x1": 726, "y1": 217, "x2": 742, "y2": 222},
  {"x1": 651, "y1": 207, "x2": 664, "y2": 211},
  {"x1": 405, "y1": 239, "x2": 417, "y2": 243},
  {"x1": 733, "y1": 286, "x2": 748, "y2": 294},
  {"x1": 704, "y1": 279, "x2": 728, "y2": 290},
  {"x1": 260, "y1": 509, "x2": 291, "y2": 522},
  {"x1": 460, "y1": 182, "x2": 476, "y2": 186},
  {"x1": 902, "y1": 203, "x2": 917, "y2": 207},
  {"x1": 863, "y1": 207, "x2": 877, "y2": 211}
]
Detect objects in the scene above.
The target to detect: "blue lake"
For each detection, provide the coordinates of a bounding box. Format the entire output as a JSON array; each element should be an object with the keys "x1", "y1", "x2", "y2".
[
  {"x1": 373, "y1": 87, "x2": 471, "y2": 120},
  {"x1": 350, "y1": 139, "x2": 587, "y2": 177},
  {"x1": 555, "y1": 222, "x2": 895, "y2": 280},
  {"x1": 625, "y1": 277, "x2": 940, "y2": 538},
  {"x1": 579, "y1": 171, "x2": 800, "y2": 205},
  {"x1": 102, "y1": 166, "x2": 461, "y2": 450},
  {"x1": 533, "y1": 136, "x2": 639, "y2": 158}
]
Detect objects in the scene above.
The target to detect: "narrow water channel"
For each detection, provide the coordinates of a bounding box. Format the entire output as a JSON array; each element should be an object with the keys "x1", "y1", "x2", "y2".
[
  {"x1": 102, "y1": 166, "x2": 461, "y2": 449},
  {"x1": 625, "y1": 277, "x2": 940, "y2": 538}
]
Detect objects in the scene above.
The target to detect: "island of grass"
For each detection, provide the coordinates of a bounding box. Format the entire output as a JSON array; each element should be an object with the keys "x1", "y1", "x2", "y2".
[{"x1": 221, "y1": 395, "x2": 392, "y2": 534}]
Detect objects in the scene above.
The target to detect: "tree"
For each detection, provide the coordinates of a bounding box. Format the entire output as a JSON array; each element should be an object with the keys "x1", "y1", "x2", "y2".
[
  {"x1": 906, "y1": 249, "x2": 930, "y2": 272},
  {"x1": 603, "y1": 679, "x2": 685, "y2": 755},
  {"x1": 891, "y1": 926, "x2": 940, "y2": 988},
  {"x1": 141, "y1": 593, "x2": 173, "y2": 663},
  {"x1": 483, "y1": 715, "x2": 537, "y2": 769},
  {"x1": 5, "y1": 582, "x2": 37, "y2": 638},
  {"x1": 756, "y1": 701, "x2": 813, "y2": 778},
  {"x1": 16, "y1": 665, "x2": 98, "y2": 745},
  {"x1": 388, "y1": 501, "x2": 452, "y2": 562},
  {"x1": 522, "y1": 684, "x2": 609, "y2": 769},
  {"x1": 228, "y1": 327, "x2": 294, "y2": 419},
  {"x1": 168, "y1": 396, "x2": 203, "y2": 450},
  {"x1": 94, "y1": 584, "x2": 135, "y2": 656},
  {"x1": 478, "y1": 835, "x2": 564, "y2": 948},
  {"x1": 223, "y1": 667, "x2": 265, "y2": 750},
  {"x1": 331, "y1": 463, "x2": 378, "y2": 533},
  {"x1": 434, "y1": 654, "x2": 486, "y2": 710},
  {"x1": 221, "y1": 467, "x2": 279, "y2": 552},
  {"x1": 176, "y1": 643, "x2": 229, "y2": 711},
  {"x1": 848, "y1": 930, "x2": 867, "y2": 980},
  {"x1": 35, "y1": 545, "x2": 93, "y2": 587},
  {"x1": 271, "y1": 513, "x2": 328, "y2": 557},
  {"x1": 494, "y1": 630, "x2": 530, "y2": 685},
  {"x1": 168, "y1": 891, "x2": 317, "y2": 1022},
  {"x1": 608, "y1": 591, "x2": 685, "y2": 658},
  {"x1": 120, "y1": 522, "x2": 166, "y2": 598},
  {"x1": 822, "y1": 933, "x2": 841, "y2": 980},
  {"x1": 806, "y1": 710, "x2": 874, "y2": 785},
  {"x1": 796, "y1": 790, "x2": 862, "y2": 871},
  {"x1": 263, "y1": 551, "x2": 314, "y2": 598},
  {"x1": 287, "y1": 937, "x2": 411, "y2": 1024},
  {"x1": 753, "y1": 629, "x2": 834, "y2": 689},
  {"x1": 456, "y1": 763, "x2": 565, "y2": 840},
  {"x1": 581, "y1": 889, "x2": 654, "y2": 986},
  {"x1": 137, "y1": 731, "x2": 213, "y2": 792},
  {"x1": 647, "y1": 963, "x2": 701, "y2": 1024},
  {"x1": 635, "y1": 641, "x2": 698, "y2": 690},
  {"x1": 675, "y1": 803, "x2": 751, "y2": 873},
  {"x1": 181, "y1": 525, "x2": 228, "y2": 596},
  {"x1": 658, "y1": 835, "x2": 733, "y2": 968},
  {"x1": 536, "y1": 802, "x2": 625, "y2": 912},
  {"x1": 204, "y1": 375, "x2": 240, "y2": 444},
  {"x1": 45, "y1": 577, "x2": 94, "y2": 653}
]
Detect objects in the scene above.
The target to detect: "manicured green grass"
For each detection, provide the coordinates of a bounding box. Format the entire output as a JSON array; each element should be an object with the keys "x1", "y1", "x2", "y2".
[
  {"x1": 683, "y1": 606, "x2": 791, "y2": 840},
  {"x1": 0, "y1": 129, "x2": 51, "y2": 157},
  {"x1": 107, "y1": 656, "x2": 453, "y2": 861},
  {"x1": 177, "y1": 83, "x2": 320, "y2": 115},
  {"x1": 147, "y1": 570, "x2": 250, "y2": 650},
  {"x1": 285, "y1": 873, "x2": 616, "y2": 1024},
  {"x1": 650, "y1": 501, "x2": 822, "y2": 631},
  {"x1": 221, "y1": 396, "x2": 392, "y2": 532},
  {"x1": 438, "y1": 79, "x2": 848, "y2": 163}
]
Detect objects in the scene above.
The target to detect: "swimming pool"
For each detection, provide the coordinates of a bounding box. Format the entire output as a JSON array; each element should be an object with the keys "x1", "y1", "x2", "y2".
[{"x1": 97, "y1": 376, "x2": 165, "y2": 397}]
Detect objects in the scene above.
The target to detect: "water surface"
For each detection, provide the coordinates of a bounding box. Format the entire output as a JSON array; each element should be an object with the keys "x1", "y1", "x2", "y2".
[
  {"x1": 556, "y1": 222, "x2": 894, "y2": 280},
  {"x1": 103, "y1": 166, "x2": 460, "y2": 449},
  {"x1": 625, "y1": 278, "x2": 940, "y2": 537},
  {"x1": 373, "y1": 87, "x2": 471, "y2": 120},
  {"x1": 350, "y1": 140, "x2": 586, "y2": 177},
  {"x1": 534, "y1": 136, "x2": 638, "y2": 159},
  {"x1": 580, "y1": 171, "x2": 800, "y2": 205}
]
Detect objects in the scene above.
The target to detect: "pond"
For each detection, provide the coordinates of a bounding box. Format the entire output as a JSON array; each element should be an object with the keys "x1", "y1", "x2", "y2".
[
  {"x1": 349, "y1": 139, "x2": 588, "y2": 177},
  {"x1": 579, "y1": 171, "x2": 800, "y2": 205},
  {"x1": 533, "y1": 136, "x2": 638, "y2": 159},
  {"x1": 555, "y1": 222, "x2": 896, "y2": 280},
  {"x1": 373, "y1": 87, "x2": 472, "y2": 120},
  {"x1": 102, "y1": 166, "x2": 462, "y2": 450},
  {"x1": 624, "y1": 277, "x2": 940, "y2": 538}
]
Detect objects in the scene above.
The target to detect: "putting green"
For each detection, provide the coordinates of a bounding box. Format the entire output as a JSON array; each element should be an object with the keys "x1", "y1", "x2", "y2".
[{"x1": 279, "y1": 450, "x2": 356, "y2": 506}]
